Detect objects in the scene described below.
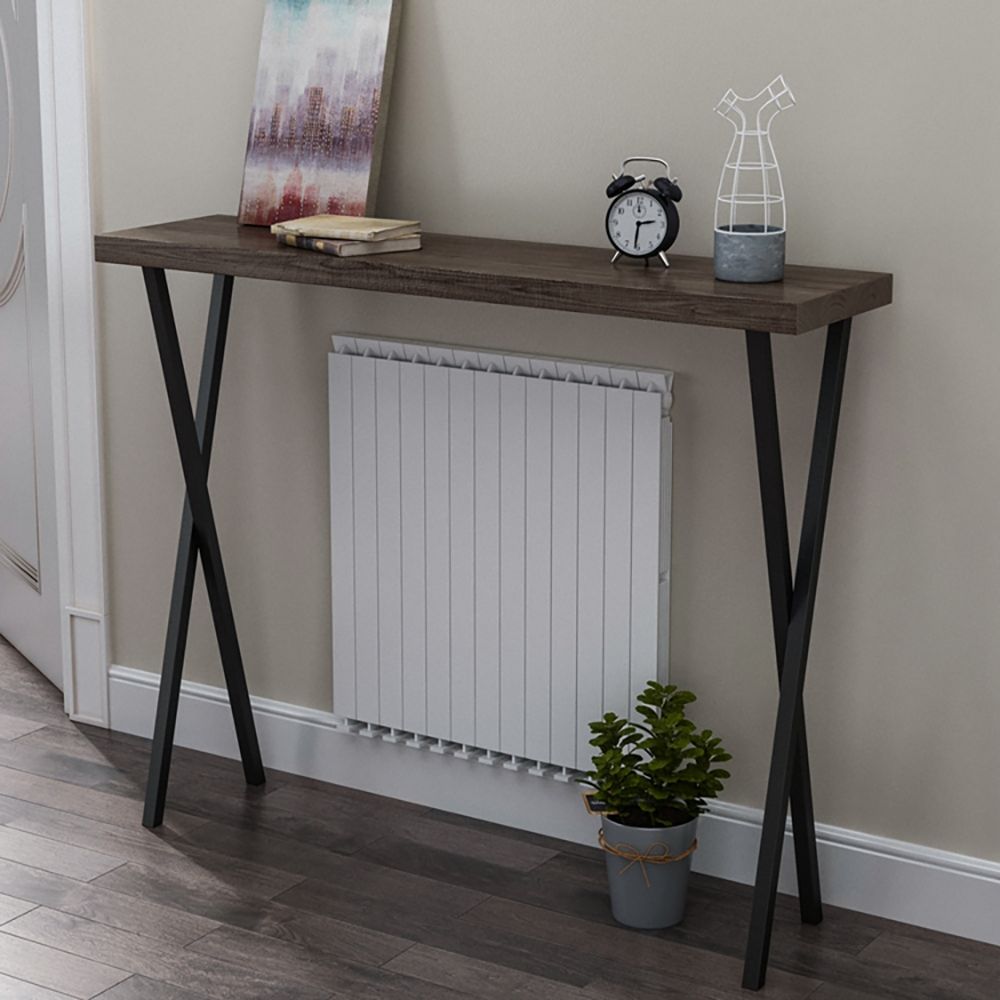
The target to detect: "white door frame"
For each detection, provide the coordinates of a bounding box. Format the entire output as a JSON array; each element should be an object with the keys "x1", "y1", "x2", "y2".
[{"x1": 35, "y1": 0, "x2": 110, "y2": 727}]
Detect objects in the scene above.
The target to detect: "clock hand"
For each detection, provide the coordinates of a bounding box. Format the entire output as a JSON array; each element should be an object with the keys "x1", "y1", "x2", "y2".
[{"x1": 635, "y1": 219, "x2": 655, "y2": 246}]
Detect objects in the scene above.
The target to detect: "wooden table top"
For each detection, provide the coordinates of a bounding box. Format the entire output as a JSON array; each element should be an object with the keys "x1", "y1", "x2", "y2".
[{"x1": 95, "y1": 215, "x2": 892, "y2": 335}]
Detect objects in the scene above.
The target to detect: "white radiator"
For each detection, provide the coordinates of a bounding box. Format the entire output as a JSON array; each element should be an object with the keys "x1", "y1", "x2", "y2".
[{"x1": 329, "y1": 336, "x2": 672, "y2": 777}]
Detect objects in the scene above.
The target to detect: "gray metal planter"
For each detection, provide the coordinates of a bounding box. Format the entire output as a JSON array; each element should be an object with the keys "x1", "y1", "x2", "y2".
[{"x1": 600, "y1": 814, "x2": 699, "y2": 929}]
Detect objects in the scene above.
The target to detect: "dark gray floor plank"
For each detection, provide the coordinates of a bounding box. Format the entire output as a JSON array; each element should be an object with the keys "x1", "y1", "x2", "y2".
[
  {"x1": 189, "y1": 925, "x2": 473, "y2": 999},
  {"x1": 0, "y1": 713, "x2": 45, "y2": 742},
  {"x1": 96, "y1": 977, "x2": 215, "y2": 1000},
  {"x1": 0, "y1": 891, "x2": 35, "y2": 925},
  {"x1": 867, "y1": 918, "x2": 1000, "y2": 963},
  {"x1": 0, "y1": 645, "x2": 75, "y2": 731},
  {"x1": 357, "y1": 830, "x2": 620, "y2": 927},
  {"x1": 174, "y1": 792, "x2": 556, "y2": 876},
  {"x1": 3, "y1": 908, "x2": 328, "y2": 1000},
  {"x1": 384, "y1": 942, "x2": 591, "y2": 999},
  {"x1": 464, "y1": 896, "x2": 822, "y2": 1000},
  {"x1": 0, "y1": 826, "x2": 123, "y2": 880},
  {"x1": 257, "y1": 775, "x2": 428, "y2": 819},
  {"x1": 0, "y1": 689, "x2": 77, "y2": 731},
  {"x1": 157, "y1": 780, "x2": 418, "y2": 855},
  {"x1": 92, "y1": 860, "x2": 414, "y2": 966},
  {"x1": 675, "y1": 872, "x2": 885, "y2": 959},
  {"x1": 0, "y1": 970, "x2": 77, "y2": 999},
  {"x1": 268, "y1": 848, "x2": 488, "y2": 920},
  {"x1": 0, "y1": 929, "x2": 130, "y2": 998},
  {"x1": 0, "y1": 644, "x2": 64, "y2": 701},
  {"x1": 94, "y1": 860, "x2": 309, "y2": 926},
  {"x1": 262, "y1": 769, "x2": 425, "y2": 809},
  {"x1": 805, "y1": 986, "x2": 887, "y2": 1000},
  {"x1": 178, "y1": 819, "x2": 488, "y2": 920},
  {"x1": 0, "y1": 739, "x2": 129, "y2": 789},
  {"x1": 14, "y1": 725, "x2": 137, "y2": 763},
  {"x1": 2, "y1": 797, "x2": 303, "y2": 898},
  {"x1": 276, "y1": 879, "x2": 605, "y2": 988},
  {"x1": 373, "y1": 811, "x2": 559, "y2": 872},
  {"x1": 421, "y1": 806, "x2": 605, "y2": 862},
  {"x1": 173, "y1": 814, "x2": 367, "y2": 865},
  {"x1": 0, "y1": 857, "x2": 218, "y2": 946},
  {"x1": 747, "y1": 934, "x2": 989, "y2": 1000},
  {"x1": 0, "y1": 763, "x2": 206, "y2": 835},
  {"x1": 854, "y1": 930, "x2": 1000, "y2": 1000}
]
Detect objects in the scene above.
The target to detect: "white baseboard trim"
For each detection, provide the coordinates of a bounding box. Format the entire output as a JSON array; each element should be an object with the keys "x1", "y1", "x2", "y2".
[{"x1": 109, "y1": 664, "x2": 1000, "y2": 947}]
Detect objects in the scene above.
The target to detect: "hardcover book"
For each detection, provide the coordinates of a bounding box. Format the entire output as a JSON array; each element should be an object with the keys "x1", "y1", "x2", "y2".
[
  {"x1": 276, "y1": 233, "x2": 421, "y2": 256},
  {"x1": 238, "y1": 0, "x2": 401, "y2": 227},
  {"x1": 271, "y1": 214, "x2": 420, "y2": 240}
]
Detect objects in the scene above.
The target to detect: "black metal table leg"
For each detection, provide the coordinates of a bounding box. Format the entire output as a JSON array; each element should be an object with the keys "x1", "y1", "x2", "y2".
[
  {"x1": 142, "y1": 269, "x2": 264, "y2": 830},
  {"x1": 746, "y1": 330, "x2": 823, "y2": 926},
  {"x1": 742, "y1": 320, "x2": 852, "y2": 990}
]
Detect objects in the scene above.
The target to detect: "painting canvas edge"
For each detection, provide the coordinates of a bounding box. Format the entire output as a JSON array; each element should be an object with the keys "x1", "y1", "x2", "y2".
[{"x1": 363, "y1": 0, "x2": 400, "y2": 215}]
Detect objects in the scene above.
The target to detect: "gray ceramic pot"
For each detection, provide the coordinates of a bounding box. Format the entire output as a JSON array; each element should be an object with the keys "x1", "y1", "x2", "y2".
[
  {"x1": 600, "y1": 813, "x2": 698, "y2": 929},
  {"x1": 714, "y1": 224, "x2": 786, "y2": 283}
]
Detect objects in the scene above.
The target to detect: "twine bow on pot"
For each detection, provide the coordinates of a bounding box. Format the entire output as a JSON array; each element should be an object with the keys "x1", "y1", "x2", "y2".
[{"x1": 597, "y1": 827, "x2": 699, "y2": 889}]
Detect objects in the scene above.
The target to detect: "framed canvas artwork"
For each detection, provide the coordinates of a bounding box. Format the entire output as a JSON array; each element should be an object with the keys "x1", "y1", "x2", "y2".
[{"x1": 238, "y1": 0, "x2": 400, "y2": 226}]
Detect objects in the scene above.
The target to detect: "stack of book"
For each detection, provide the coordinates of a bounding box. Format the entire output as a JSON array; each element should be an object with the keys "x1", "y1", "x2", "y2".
[{"x1": 271, "y1": 215, "x2": 421, "y2": 258}]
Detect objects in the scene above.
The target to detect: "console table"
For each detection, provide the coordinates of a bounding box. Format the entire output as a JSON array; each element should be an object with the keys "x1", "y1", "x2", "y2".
[{"x1": 95, "y1": 214, "x2": 892, "y2": 990}]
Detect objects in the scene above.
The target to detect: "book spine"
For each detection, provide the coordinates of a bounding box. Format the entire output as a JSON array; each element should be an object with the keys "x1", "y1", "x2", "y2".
[{"x1": 277, "y1": 234, "x2": 341, "y2": 256}]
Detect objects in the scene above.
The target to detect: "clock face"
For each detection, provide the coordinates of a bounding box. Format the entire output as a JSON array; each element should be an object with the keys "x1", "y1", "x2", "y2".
[{"x1": 607, "y1": 190, "x2": 669, "y2": 256}]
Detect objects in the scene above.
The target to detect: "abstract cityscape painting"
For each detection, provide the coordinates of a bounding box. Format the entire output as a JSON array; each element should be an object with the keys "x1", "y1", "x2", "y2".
[{"x1": 238, "y1": 0, "x2": 400, "y2": 226}]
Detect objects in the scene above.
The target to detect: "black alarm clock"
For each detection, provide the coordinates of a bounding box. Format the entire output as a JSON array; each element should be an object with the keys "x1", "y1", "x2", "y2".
[{"x1": 605, "y1": 156, "x2": 682, "y2": 268}]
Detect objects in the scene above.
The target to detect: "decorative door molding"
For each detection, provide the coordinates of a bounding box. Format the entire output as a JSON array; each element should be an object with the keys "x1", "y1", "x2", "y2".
[{"x1": 35, "y1": 0, "x2": 110, "y2": 725}]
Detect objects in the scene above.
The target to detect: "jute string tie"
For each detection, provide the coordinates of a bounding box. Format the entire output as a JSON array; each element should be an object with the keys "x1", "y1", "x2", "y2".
[{"x1": 597, "y1": 827, "x2": 698, "y2": 889}]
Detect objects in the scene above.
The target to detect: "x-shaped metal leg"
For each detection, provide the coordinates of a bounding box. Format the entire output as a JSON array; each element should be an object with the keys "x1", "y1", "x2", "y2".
[
  {"x1": 141, "y1": 269, "x2": 264, "y2": 830},
  {"x1": 742, "y1": 320, "x2": 852, "y2": 989}
]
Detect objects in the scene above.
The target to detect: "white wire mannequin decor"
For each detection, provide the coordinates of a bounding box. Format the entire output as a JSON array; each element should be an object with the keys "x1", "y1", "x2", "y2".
[{"x1": 713, "y1": 75, "x2": 795, "y2": 283}]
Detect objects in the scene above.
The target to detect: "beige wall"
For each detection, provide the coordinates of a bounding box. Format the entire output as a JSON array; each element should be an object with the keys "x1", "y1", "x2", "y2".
[{"x1": 89, "y1": 0, "x2": 1000, "y2": 860}]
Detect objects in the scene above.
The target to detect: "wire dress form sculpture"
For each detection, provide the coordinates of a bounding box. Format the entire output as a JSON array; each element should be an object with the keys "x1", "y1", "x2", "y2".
[{"x1": 713, "y1": 75, "x2": 795, "y2": 283}]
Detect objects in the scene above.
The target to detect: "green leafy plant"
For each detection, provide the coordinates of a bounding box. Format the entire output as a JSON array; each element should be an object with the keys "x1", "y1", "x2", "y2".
[{"x1": 580, "y1": 681, "x2": 732, "y2": 828}]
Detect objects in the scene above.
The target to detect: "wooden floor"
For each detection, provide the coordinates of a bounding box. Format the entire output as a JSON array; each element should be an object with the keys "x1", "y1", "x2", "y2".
[{"x1": 0, "y1": 638, "x2": 995, "y2": 999}]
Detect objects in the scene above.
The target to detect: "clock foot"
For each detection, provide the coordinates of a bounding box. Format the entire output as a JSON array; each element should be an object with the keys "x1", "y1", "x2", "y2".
[
  {"x1": 611, "y1": 251, "x2": 621, "y2": 264},
  {"x1": 659, "y1": 251, "x2": 671, "y2": 269}
]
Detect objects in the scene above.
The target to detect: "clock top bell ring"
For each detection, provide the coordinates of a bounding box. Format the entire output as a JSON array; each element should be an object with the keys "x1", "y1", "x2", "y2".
[{"x1": 605, "y1": 156, "x2": 682, "y2": 269}]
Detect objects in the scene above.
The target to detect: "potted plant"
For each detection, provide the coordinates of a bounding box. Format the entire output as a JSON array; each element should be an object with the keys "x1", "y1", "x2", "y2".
[{"x1": 581, "y1": 680, "x2": 732, "y2": 929}]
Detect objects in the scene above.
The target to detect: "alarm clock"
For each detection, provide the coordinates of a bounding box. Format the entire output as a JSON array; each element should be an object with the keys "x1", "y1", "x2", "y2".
[{"x1": 605, "y1": 156, "x2": 682, "y2": 268}]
